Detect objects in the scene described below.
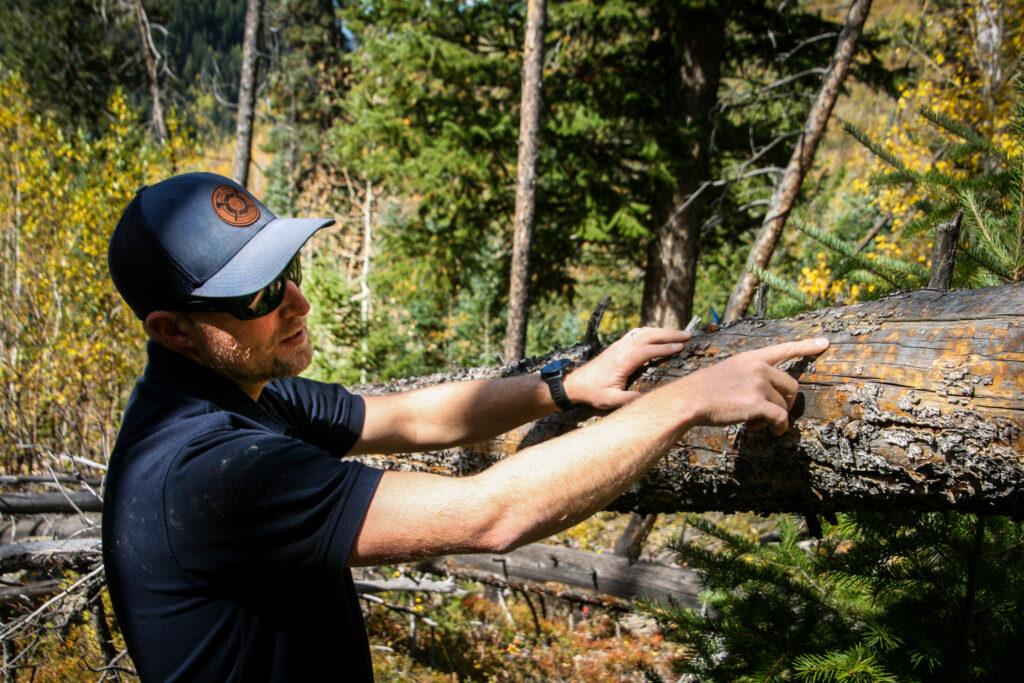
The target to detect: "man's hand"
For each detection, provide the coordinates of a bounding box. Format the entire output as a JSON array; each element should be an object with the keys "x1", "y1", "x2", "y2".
[
  {"x1": 674, "y1": 337, "x2": 829, "y2": 435},
  {"x1": 564, "y1": 327, "x2": 693, "y2": 410}
]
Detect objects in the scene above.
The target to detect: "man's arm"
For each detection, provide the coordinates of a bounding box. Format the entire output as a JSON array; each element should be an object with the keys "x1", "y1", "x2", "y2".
[
  {"x1": 350, "y1": 328, "x2": 693, "y2": 455},
  {"x1": 348, "y1": 337, "x2": 828, "y2": 566}
]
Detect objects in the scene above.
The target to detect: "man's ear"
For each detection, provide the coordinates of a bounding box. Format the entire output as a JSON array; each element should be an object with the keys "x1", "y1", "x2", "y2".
[{"x1": 145, "y1": 311, "x2": 198, "y2": 355}]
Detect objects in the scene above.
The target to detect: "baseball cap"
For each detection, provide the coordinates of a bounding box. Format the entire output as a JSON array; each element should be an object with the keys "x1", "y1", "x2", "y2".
[{"x1": 108, "y1": 172, "x2": 335, "y2": 320}]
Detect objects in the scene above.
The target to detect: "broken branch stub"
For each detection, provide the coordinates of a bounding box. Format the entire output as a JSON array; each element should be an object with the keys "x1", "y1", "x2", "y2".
[{"x1": 353, "y1": 283, "x2": 1024, "y2": 516}]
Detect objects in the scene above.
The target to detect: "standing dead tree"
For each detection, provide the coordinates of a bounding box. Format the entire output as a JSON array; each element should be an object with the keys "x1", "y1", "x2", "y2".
[
  {"x1": 504, "y1": 0, "x2": 547, "y2": 362},
  {"x1": 724, "y1": 0, "x2": 873, "y2": 322},
  {"x1": 131, "y1": 0, "x2": 168, "y2": 143},
  {"x1": 232, "y1": 0, "x2": 265, "y2": 187}
]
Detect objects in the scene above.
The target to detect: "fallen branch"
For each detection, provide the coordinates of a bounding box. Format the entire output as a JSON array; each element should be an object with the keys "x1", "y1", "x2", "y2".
[
  {"x1": 0, "y1": 580, "x2": 61, "y2": 605},
  {"x1": 724, "y1": 0, "x2": 874, "y2": 321},
  {"x1": 416, "y1": 542, "x2": 701, "y2": 608},
  {"x1": 0, "y1": 538, "x2": 102, "y2": 573},
  {"x1": 0, "y1": 493, "x2": 102, "y2": 515},
  {"x1": 0, "y1": 531, "x2": 700, "y2": 611}
]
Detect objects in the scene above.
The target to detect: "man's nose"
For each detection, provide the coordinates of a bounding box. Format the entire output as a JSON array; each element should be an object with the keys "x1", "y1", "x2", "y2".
[{"x1": 280, "y1": 279, "x2": 311, "y2": 317}]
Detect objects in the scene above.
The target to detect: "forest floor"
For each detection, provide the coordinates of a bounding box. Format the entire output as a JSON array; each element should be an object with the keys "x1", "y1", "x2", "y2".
[{"x1": 362, "y1": 511, "x2": 779, "y2": 681}]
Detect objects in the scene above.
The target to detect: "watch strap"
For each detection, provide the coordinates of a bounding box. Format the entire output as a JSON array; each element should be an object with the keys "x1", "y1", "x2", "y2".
[{"x1": 544, "y1": 370, "x2": 575, "y2": 411}]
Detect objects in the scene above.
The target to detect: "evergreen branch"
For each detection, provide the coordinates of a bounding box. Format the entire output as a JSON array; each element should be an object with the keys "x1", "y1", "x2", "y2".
[
  {"x1": 918, "y1": 106, "x2": 1009, "y2": 164},
  {"x1": 793, "y1": 645, "x2": 899, "y2": 683},
  {"x1": 749, "y1": 265, "x2": 811, "y2": 306},
  {"x1": 960, "y1": 241, "x2": 1013, "y2": 282},
  {"x1": 843, "y1": 122, "x2": 907, "y2": 172},
  {"x1": 792, "y1": 219, "x2": 910, "y2": 287},
  {"x1": 865, "y1": 252, "x2": 930, "y2": 281},
  {"x1": 961, "y1": 190, "x2": 1013, "y2": 269},
  {"x1": 684, "y1": 515, "x2": 763, "y2": 554},
  {"x1": 869, "y1": 170, "x2": 919, "y2": 187}
]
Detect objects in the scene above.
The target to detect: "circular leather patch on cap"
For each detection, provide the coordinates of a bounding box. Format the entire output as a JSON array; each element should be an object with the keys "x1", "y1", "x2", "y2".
[{"x1": 211, "y1": 185, "x2": 260, "y2": 227}]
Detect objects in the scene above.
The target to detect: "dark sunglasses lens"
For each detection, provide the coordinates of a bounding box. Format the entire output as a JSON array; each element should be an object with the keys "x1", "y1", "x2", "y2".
[
  {"x1": 220, "y1": 255, "x2": 301, "y2": 320},
  {"x1": 244, "y1": 277, "x2": 286, "y2": 318}
]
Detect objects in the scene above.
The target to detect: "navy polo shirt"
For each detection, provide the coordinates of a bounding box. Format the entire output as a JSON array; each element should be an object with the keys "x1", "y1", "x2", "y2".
[{"x1": 103, "y1": 341, "x2": 384, "y2": 681}]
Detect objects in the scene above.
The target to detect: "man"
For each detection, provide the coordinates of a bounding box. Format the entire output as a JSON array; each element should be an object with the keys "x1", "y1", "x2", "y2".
[{"x1": 104, "y1": 172, "x2": 827, "y2": 681}]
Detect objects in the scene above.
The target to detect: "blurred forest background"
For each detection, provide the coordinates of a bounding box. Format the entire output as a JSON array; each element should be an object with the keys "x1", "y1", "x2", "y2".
[{"x1": 2, "y1": 0, "x2": 1024, "y2": 680}]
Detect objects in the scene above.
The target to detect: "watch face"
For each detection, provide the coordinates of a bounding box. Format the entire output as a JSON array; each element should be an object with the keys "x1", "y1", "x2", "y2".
[{"x1": 541, "y1": 358, "x2": 572, "y2": 377}]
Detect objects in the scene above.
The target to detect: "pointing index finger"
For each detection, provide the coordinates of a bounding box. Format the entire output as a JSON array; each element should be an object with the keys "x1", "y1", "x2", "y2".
[{"x1": 751, "y1": 337, "x2": 830, "y2": 366}]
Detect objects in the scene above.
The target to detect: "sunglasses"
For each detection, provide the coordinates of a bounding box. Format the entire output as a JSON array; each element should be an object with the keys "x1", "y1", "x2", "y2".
[{"x1": 179, "y1": 255, "x2": 302, "y2": 320}]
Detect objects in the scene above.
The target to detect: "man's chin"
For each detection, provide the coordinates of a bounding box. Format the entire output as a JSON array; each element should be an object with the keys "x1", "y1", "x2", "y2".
[{"x1": 277, "y1": 340, "x2": 313, "y2": 378}]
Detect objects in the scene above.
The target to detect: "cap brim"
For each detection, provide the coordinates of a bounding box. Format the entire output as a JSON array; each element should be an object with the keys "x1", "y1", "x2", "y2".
[{"x1": 191, "y1": 217, "x2": 335, "y2": 297}]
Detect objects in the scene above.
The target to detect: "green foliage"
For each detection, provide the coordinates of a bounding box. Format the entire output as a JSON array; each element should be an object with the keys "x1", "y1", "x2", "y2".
[
  {"x1": 645, "y1": 513, "x2": 1024, "y2": 682},
  {"x1": 0, "y1": 0, "x2": 143, "y2": 132},
  {"x1": 849, "y1": 84, "x2": 1024, "y2": 286},
  {"x1": 286, "y1": 0, "x2": 895, "y2": 376},
  {"x1": 0, "y1": 0, "x2": 247, "y2": 138}
]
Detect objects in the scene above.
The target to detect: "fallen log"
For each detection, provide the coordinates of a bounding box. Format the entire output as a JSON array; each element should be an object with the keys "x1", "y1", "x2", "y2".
[
  {"x1": 0, "y1": 528, "x2": 697, "y2": 608},
  {"x1": 354, "y1": 283, "x2": 1024, "y2": 516},
  {"x1": 0, "y1": 492, "x2": 102, "y2": 514},
  {"x1": 418, "y1": 542, "x2": 701, "y2": 608},
  {"x1": 9, "y1": 284, "x2": 1022, "y2": 516},
  {"x1": 0, "y1": 538, "x2": 102, "y2": 573},
  {"x1": 0, "y1": 579, "x2": 62, "y2": 605}
]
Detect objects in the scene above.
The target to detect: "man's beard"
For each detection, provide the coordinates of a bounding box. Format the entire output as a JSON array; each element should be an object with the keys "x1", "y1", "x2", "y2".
[{"x1": 189, "y1": 319, "x2": 313, "y2": 391}]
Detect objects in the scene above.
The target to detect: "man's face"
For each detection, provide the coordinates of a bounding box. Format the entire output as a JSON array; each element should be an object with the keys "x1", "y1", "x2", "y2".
[{"x1": 184, "y1": 279, "x2": 313, "y2": 394}]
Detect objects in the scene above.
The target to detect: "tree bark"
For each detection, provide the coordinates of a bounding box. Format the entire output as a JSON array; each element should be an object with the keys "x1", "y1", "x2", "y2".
[
  {"x1": 928, "y1": 211, "x2": 964, "y2": 290},
  {"x1": 233, "y1": 0, "x2": 265, "y2": 187},
  {"x1": 355, "y1": 282, "x2": 1024, "y2": 515},
  {"x1": 641, "y1": 6, "x2": 725, "y2": 328},
  {"x1": 132, "y1": 0, "x2": 168, "y2": 143},
  {"x1": 504, "y1": 0, "x2": 546, "y2": 362},
  {"x1": 724, "y1": 0, "x2": 873, "y2": 323},
  {"x1": 613, "y1": 513, "x2": 658, "y2": 562}
]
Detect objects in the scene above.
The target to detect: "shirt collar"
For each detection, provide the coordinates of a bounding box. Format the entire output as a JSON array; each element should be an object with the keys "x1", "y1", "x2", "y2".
[{"x1": 142, "y1": 340, "x2": 290, "y2": 434}]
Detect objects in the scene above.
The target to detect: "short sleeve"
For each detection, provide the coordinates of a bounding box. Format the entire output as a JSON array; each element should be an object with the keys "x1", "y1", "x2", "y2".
[
  {"x1": 261, "y1": 378, "x2": 365, "y2": 456},
  {"x1": 164, "y1": 428, "x2": 383, "y2": 581}
]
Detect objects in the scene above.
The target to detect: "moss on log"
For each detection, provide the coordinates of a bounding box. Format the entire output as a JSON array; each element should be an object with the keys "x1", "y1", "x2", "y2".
[{"x1": 354, "y1": 283, "x2": 1024, "y2": 515}]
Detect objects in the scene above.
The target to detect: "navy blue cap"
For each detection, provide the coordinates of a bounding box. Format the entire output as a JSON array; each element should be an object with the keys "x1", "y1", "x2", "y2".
[{"x1": 108, "y1": 172, "x2": 335, "y2": 320}]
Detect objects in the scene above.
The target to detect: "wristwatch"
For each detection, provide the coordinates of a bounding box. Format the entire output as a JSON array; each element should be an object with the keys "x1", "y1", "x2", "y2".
[{"x1": 541, "y1": 358, "x2": 575, "y2": 411}]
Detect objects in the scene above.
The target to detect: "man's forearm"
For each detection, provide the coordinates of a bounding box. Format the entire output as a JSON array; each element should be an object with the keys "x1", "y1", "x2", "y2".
[
  {"x1": 472, "y1": 378, "x2": 697, "y2": 551},
  {"x1": 370, "y1": 373, "x2": 560, "y2": 451},
  {"x1": 351, "y1": 378, "x2": 695, "y2": 567}
]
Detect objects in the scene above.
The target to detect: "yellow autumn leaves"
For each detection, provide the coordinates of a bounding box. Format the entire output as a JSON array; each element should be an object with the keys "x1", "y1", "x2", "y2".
[{"x1": 0, "y1": 71, "x2": 195, "y2": 468}]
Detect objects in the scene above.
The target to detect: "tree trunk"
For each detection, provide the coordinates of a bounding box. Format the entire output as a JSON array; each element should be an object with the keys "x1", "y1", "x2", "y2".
[
  {"x1": 504, "y1": 0, "x2": 546, "y2": 362},
  {"x1": 233, "y1": 0, "x2": 265, "y2": 187},
  {"x1": 132, "y1": 0, "x2": 168, "y2": 143},
  {"x1": 724, "y1": 0, "x2": 872, "y2": 323},
  {"x1": 356, "y1": 282, "x2": 1024, "y2": 516},
  {"x1": 640, "y1": 6, "x2": 725, "y2": 328}
]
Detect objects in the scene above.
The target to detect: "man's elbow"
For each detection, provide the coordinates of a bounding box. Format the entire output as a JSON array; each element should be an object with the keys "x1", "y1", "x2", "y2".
[
  {"x1": 476, "y1": 524, "x2": 523, "y2": 555},
  {"x1": 473, "y1": 493, "x2": 540, "y2": 555}
]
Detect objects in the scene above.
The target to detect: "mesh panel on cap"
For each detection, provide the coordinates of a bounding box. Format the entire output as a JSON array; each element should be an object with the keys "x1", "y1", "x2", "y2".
[{"x1": 108, "y1": 194, "x2": 198, "y2": 320}]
